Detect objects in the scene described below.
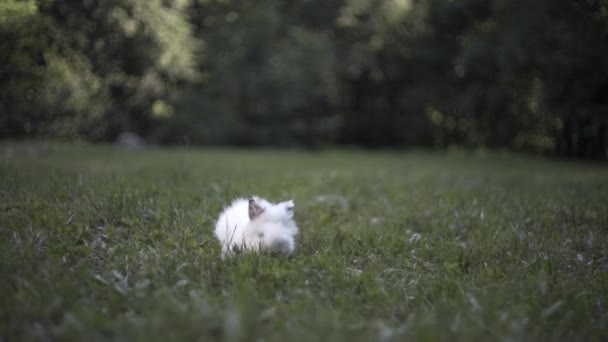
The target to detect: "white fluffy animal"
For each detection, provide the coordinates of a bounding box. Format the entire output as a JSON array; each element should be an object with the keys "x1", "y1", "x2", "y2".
[{"x1": 214, "y1": 196, "x2": 298, "y2": 256}]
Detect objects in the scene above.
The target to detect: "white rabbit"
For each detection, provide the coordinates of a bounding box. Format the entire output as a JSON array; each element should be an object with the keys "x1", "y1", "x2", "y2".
[{"x1": 214, "y1": 196, "x2": 298, "y2": 256}]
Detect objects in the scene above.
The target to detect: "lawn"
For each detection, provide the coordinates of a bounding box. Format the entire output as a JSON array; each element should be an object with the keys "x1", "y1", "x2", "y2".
[{"x1": 1, "y1": 143, "x2": 607, "y2": 341}]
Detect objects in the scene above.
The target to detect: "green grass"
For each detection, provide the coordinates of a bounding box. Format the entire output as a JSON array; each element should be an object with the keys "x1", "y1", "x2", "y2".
[{"x1": 1, "y1": 143, "x2": 607, "y2": 341}]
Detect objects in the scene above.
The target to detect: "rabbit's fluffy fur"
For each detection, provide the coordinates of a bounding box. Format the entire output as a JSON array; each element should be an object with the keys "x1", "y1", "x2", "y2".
[{"x1": 214, "y1": 196, "x2": 298, "y2": 256}]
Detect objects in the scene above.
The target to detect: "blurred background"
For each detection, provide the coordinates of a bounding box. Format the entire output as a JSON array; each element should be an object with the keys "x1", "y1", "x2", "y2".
[{"x1": 1, "y1": 0, "x2": 607, "y2": 160}]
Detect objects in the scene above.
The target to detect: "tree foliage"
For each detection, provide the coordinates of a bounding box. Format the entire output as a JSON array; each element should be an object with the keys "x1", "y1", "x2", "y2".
[
  {"x1": 1, "y1": 0, "x2": 607, "y2": 159},
  {"x1": 1, "y1": 0, "x2": 197, "y2": 139}
]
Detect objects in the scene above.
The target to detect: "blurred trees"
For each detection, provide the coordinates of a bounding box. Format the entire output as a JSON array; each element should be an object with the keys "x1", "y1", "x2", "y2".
[
  {"x1": 0, "y1": 0, "x2": 197, "y2": 139},
  {"x1": 1, "y1": 0, "x2": 607, "y2": 159},
  {"x1": 421, "y1": 0, "x2": 608, "y2": 159},
  {"x1": 156, "y1": 0, "x2": 341, "y2": 146}
]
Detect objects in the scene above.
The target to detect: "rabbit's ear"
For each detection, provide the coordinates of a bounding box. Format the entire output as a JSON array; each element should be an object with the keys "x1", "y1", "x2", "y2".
[
  {"x1": 285, "y1": 200, "x2": 294, "y2": 211},
  {"x1": 249, "y1": 199, "x2": 264, "y2": 219}
]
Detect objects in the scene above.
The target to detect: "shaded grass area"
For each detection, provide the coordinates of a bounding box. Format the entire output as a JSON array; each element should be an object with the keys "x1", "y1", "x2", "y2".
[{"x1": 1, "y1": 143, "x2": 607, "y2": 341}]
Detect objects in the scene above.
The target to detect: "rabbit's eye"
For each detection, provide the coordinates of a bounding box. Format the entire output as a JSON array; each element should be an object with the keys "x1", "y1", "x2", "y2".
[{"x1": 286, "y1": 206, "x2": 293, "y2": 211}]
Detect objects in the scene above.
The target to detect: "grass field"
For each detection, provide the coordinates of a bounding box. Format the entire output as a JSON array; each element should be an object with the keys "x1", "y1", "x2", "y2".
[{"x1": 1, "y1": 143, "x2": 607, "y2": 341}]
